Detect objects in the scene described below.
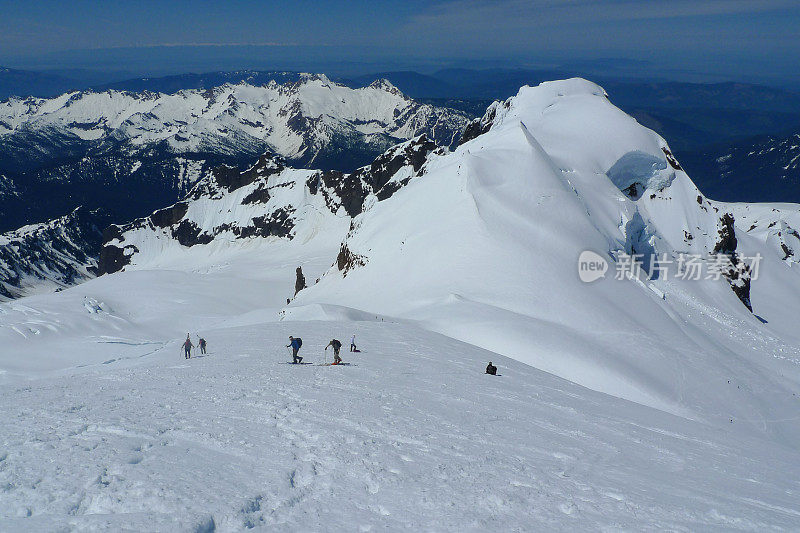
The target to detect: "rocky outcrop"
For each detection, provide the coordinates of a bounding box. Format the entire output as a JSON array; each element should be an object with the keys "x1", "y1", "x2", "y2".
[
  {"x1": 211, "y1": 154, "x2": 286, "y2": 195},
  {"x1": 712, "y1": 213, "x2": 753, "y2": 312},
  {"x1": 336, "y1": 243, "x2": 367, "y2": 277},
  {"x1": 457, "y1": 100, "x2": 507, "y2": 146},
  {"x1": 295, "y1": 267, "x2": 306, "y2": 296},
  {"x1": 319, "y1": 135, "x2": 439, "y2": 216},
  {"x1": 713, "y1": 213, "x2": 738, "y2": 255},
  {"x1": 150, "y1": 203, "x2": 189, "y2": 229}
]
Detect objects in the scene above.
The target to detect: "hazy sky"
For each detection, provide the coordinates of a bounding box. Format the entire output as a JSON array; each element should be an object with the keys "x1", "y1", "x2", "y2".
[{"x1": 2, "y1": 0, "x2": 798, "y2": 84}]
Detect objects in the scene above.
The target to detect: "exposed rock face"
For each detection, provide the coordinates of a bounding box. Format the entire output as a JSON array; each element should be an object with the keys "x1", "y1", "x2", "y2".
[
  {"x1": 457, "y1": 101, "x2": 502, "y2": 146},
  {"x1": 97, "y1": 242, "x2": 139, "y2": 278},
  {"x1": 319, "y1": 135, "x2": 439, "y2": 217},
  {"x1": 336, "y1": 243, "x2": 368, "y2": 277},
  {"x1": 295, "y1": 267, "x2": 306, "y2": 296},
  {"x1": 210, "y1": 154, "x2": 286, "y2": 195},
  {"x1": 150, "y1": 203, "x2": 189, "y2": 229},
  {"x1": 661, "y1": 147, "x2": 683, "y2": 170},
  {"x1": 712, "y1": 213, "x2": 753, "y2": 312},
  {"x1": 98, "y1": 135, "x2": 441, "y2": 275},
  {"x1": 0, "y1": 207, "x2": 113, "y2": 300},
  {"x1": 713, "y1": 213, "x2": 738, "y2": 255}
]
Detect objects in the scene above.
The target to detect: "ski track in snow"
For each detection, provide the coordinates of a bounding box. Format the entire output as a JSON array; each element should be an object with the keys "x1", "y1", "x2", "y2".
[{"x1": 2, "y1": 322, "x2": 800, "y2": 531}]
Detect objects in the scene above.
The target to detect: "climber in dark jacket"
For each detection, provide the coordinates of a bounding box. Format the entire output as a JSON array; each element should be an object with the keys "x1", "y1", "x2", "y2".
[
  {"x1": 485, "y1": 362, "x2": 497, "y2": 375},
  {"x1": 183, "y1": 334, "x2": 193, "y2": 359},
  {"x1": 325, "y1": 339, "x2": 343, "y2": 365},
  {"x1": 287, "y1": 336, "x2": 303, "y2": 363}
]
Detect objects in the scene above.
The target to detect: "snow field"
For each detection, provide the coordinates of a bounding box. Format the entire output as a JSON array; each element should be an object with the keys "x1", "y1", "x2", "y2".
[{"x1": 3, "y1": 320, "x2": 800, "y2": 531}]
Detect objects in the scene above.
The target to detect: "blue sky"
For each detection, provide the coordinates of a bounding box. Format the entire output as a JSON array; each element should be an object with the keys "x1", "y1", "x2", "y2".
[{"x1": 1, "y1": 0, "x2": 798, "y2": 84}]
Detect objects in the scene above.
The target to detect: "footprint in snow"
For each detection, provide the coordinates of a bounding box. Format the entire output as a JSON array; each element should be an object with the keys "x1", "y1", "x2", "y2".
[{"x1": 559, "y1": 502, "x2": 578, "y2": 515}]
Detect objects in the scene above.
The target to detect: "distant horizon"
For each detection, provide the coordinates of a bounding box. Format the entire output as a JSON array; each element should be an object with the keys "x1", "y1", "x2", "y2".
[
  {"x1": 2, "y1": 53, "x2": 798, "y2": 94},
  {"x1": 2, "y1": 1, "x2": 799, "y2": 89}
]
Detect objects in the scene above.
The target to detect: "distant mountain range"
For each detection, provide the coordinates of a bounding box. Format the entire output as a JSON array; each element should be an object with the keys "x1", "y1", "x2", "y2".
[{"x1": 0, "y1": 74, "x2": 467, "y2": 232}]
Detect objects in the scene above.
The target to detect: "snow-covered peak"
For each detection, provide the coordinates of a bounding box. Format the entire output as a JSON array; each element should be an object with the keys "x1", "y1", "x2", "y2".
[
  {"x1": 462, "y1": 78, "x2": 661, "y2": 172},
  {"x1": 283, "y1": 79, "x2": 800, "y2": 443}
]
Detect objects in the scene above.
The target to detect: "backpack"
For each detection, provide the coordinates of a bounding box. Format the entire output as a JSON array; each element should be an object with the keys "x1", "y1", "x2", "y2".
[{"x1": 295, "y1": 338, "x2": 302, "y2": 348}]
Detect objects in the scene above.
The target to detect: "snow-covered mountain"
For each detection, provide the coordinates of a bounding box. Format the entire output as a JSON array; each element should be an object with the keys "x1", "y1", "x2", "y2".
[
  {"x1": 4, "y1": 78, "x2": 800, "y2": 529},
  {"x1": 0, "y1": 74, "x2": 468, "y2": 230},
  {"x1": 0, "y1": 207, "x2": 112, "y2": 301},
  {"x1": 98, "y1": 78, "x2": 800, "y2": 443}
]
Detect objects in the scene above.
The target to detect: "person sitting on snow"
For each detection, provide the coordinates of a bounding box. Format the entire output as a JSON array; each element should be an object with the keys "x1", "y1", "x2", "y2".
[{"x1": 485, "y1": 362, "x2": 497, "y2": 375}]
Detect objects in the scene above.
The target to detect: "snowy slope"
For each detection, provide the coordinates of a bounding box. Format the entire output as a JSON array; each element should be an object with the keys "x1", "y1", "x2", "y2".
[
  {"x1": 3, "y1": 311, "x2": 800, "y2": 530},
  {"x1": 290, "y1": 79, "x2": 800, "y2": 445}
]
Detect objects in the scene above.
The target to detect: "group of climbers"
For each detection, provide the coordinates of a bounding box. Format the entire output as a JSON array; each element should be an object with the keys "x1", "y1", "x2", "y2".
[
  {"x1": 286, "y1": 334, "x2": 355, "y2": 365},
  {"x1": 182, "y1": 334, "x2": 207, "y2": 359},
  {"x1": 180, "y1": 332, "x2": 498, "y2": 374}
]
